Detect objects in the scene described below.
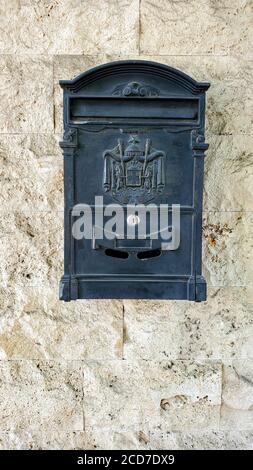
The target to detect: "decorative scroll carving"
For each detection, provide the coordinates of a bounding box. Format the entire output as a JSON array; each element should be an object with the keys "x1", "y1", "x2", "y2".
[
  {"x1": 191, "y1": 130, "x2": 208, "y2": 157},
  {"x1": 112, "y1": 81, "x2": 159, "y2": 97},
  {"x1": 60, "y1": 127, "x2": 78, "y2": 149},
  {"x1": 103, "y1": 135, "x2": 165, "y2": 204}
]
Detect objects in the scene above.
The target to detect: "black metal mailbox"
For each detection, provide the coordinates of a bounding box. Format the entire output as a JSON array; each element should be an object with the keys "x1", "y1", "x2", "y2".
[{"x1": 59, "y1": 60, "x2": 210, "y2": 301}]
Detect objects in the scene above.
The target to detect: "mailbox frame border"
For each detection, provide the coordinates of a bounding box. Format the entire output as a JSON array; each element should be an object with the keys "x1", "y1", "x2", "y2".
[{"x1": 59, "y1": 60, "x2": 210, "y2": 302}]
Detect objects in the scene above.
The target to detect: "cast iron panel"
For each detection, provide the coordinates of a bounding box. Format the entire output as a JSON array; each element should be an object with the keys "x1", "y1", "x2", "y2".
[{"x1": 59, "y1": 60, "x2": 210, "y2": 301}]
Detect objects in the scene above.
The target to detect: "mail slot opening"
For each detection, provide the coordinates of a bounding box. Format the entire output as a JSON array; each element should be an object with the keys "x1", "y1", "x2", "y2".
[
  {"x1": 69, "y1": 97, "x2": 199, "y2": 124},
  {"x1": 104, "y1": 248, "x2": 129, "y2": 259},
  {"x1": 137, "y1": 249, "x2": 161, "y2": 260}
]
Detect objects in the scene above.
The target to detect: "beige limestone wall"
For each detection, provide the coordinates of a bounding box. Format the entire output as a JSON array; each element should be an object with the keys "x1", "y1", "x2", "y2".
[{"x1": 0, "y1": 0, "x2": 252, "y2": 450}]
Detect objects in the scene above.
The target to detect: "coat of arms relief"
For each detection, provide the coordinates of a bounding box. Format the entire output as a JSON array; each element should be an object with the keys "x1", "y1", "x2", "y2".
[{"x1": 103, "y1": 135, "x2": 166, "y2": 204}]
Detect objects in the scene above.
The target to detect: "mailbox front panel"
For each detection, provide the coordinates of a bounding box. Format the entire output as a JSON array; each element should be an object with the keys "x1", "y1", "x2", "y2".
[{"x1": 59, "y1": 61, "x2": 210, "y2": 301}]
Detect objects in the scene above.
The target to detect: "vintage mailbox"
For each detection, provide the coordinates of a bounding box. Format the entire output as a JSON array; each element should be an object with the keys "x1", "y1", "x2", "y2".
[{"x1": 59, "y1": 60, "x2": 210, "y2": 301}]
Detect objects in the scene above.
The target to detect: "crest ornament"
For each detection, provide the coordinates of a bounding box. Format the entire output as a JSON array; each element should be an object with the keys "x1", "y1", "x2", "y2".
[
  {"x1": 112, "y1": 81, "x2": 159, "y2": 97},
  {"x1": 103, "y1": 135, "x2": 165, "y2": 204}
]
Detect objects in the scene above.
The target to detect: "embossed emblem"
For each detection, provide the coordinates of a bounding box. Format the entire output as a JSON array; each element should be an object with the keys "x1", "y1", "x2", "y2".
[
  {"x1": 112, "y1": 81, "x2": 159, "y2": 97},
  {"x1": 103, "y1": 135, "x2": 165, "y2": 204}
]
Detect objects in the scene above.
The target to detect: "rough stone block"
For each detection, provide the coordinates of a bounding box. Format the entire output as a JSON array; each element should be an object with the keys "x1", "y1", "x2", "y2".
[
  {"x1": 0, "y1": 134, "x2": 63, "y2": 211},
  {"x1": 220, "y1": 360, "x2": 253, "y2": 430},
  {"x1": 85, "y1": 428, "x2": 152, "y2": 450},
  {"x1": 0, "y1": 0, "x2": 139, "y2": 55},
  {"x1": 204, "y1": 135, "x2": 253, "y2": 211},
  {"x1": 1, "y1": 427, "x2": 252, "y2": 450},
  {"x1": 0, "y1": 212, "x2": 63, "y2": 288},
  {"x1": 123, "y1": 288, "x2": 253, "y2": 361},
  {"x1": 140, "y1": 0, "x2": 253, "y2": 57},
  {"x1": 149, "y1": 430, "x2": 253, "y2": 450},
  {"x1": 0, "y1": 286, "x2": 123, "y2": 360},
  {"x1": 0, "y1": 431, "x2": 97, "y2": 450},
  {"x1": 0, "y1": 55, "x2": 53, "y2": 133},
  {"x1": 83, "y1": 360, "x2": 221, "y2": 431},
  {"x1": 0, "y1": 360, "x2": 83, "y2": 432},
  {"x1": 202, "y1": 211, "x2": 253, "y2": 287}
]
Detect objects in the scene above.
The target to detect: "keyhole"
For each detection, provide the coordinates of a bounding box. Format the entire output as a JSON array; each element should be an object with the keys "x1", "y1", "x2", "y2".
[{"x1": 127, "y1": 215, "x2": 140, "y2": 226}]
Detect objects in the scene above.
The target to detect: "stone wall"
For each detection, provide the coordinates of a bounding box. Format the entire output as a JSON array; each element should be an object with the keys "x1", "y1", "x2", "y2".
[{"x1": 0, "y1": 0, "x2": 252, "y2": 450}]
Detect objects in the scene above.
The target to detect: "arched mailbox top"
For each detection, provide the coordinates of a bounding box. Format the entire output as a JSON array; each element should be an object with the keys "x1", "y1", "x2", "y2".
[
  {"x1": 60, "y1": 60, "x2": 210, "y2": 95},
  {"x1": 60, "y1": 61, "x2": 210, "y2": 129}
]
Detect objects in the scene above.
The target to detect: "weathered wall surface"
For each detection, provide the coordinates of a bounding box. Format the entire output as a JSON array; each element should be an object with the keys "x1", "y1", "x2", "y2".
[{"x1": 0, "y1": 0, "x2": 252, "y2": 450}]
